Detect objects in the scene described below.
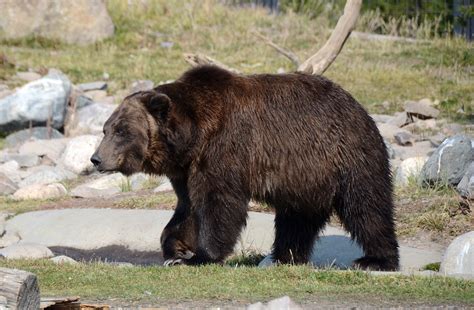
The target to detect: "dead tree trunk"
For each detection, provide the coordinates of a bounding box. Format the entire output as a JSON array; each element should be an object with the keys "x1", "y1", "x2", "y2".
[
  {"x1": 0, "y1": 267, "x2": 40, "y2": 309},
  {"x1": 297, "y1": 0, "x2": 362, "y2": 74}
]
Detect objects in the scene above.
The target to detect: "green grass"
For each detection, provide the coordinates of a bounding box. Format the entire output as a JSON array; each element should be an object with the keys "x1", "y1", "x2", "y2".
[
  {"x1": 0, "y1": 260, "x2": 472, "y2": 305},
  {"x1": 0, "y1": 0, "x2": 472, "y2": 119}
]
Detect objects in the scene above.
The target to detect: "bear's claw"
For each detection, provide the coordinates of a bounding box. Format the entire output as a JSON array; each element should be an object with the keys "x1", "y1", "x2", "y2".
[{"x1": 163, "y1": 258, "x2": 185, "y2": 266}]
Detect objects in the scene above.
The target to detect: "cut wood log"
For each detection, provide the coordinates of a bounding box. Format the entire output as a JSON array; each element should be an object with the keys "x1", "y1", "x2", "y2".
[
  {"x1": 0, "y1": 267, "x2": 40, "y2": 309},
  {"x1": 297, "y1": 0, "x2": 362, "y2": 75}
]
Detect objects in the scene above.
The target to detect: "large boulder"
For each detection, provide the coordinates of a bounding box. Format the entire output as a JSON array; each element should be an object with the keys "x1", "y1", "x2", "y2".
[
  {"x1": 0, "y1": 160, "x2": 21, "y2": 183},
  {"x1": 19, "y1": 138, "x2": 69, "y2": 163},
  {"x1": 5, "y1": 127, "x2": 63, "y2": 148},
  {"x1": 0, "y1": 0, "x2": 114, "y2": 45},
  {"x1": 18, "y1": 166, "x2": 76, "y2": 188},
  {"x1": 0, "y1": 243, "x2": 53, "y2": 259},
  {"x1": 68, "y1": 103, "x2": 116, "y2": 136},
  {"x1": 60, "y1": 135, "x2": 101, "y2": 174},
  {"x1": 70, "y1": 173, "x2": 127, "y2": 198},
  {"x1": 395, "y1": 157, "x2": 427, "y2": 186},
  {"x1": 0, "y1": 71, "x2": 71, "y2": 132},
  {"x1": 0, "y1": 172, "x2": 18, "y2": 195},
  {"x1": 420, "y1": 135, "x2": 474, "y2": 186},
  {"x1": 440, "y1": 231, "x2": 474, "y2": 279}
]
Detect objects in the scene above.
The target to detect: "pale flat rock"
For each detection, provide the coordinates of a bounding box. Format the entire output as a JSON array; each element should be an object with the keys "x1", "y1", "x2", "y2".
[
  {"x1": 19, "y1": 138, "x2": 69, "y2": 163},
  {"x1": 387, "y1": 111, "x2": 412, "y2": 128},
  {"x1": 130, "y1": 80, "x2": 154, "y2": 93},
  {"x1": 4, "y1": 154, "x2": 39, "y2": 168},
  {"x1": 70, "y1": 173, "x2": 127, "y2": 198},
  {"x1": 77, "y1": 81, "x2": 107, "y2": 92},
  {"x1": 0, "y1": 161, "x2": 20, "y2": 183},
  {"x1": 377, "y1": 123, "x2": 411, "y2": 144},
  {"x1": 440, "y1": 231, "x2": 474, "y2": 280},
  {"x1": 405, "y1": 100, "x2": 440, "y2": 119},
  {"x1": 13, "y1": 183, "x2": 67, "y2": 200},
  {"x1": 391, "y1": 141, "x2": 435, "y2": 161},
  {"x1": 0, "y1": 242, "x2": 53, "y2": 259},
  {"x1": 15, "y1": 71, "x2": 41, "y2": 82},
  {"x1": 247, "y1": 296, "x2": 301, "y2": 310},
  {"x1": 60, "y1": 135, "x2": 101, "y2": 174}
]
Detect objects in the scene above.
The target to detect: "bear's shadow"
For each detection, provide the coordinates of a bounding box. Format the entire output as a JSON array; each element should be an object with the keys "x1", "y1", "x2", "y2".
[{"x1": 258, "y1": 235, "x2": 364, "y2": 269}]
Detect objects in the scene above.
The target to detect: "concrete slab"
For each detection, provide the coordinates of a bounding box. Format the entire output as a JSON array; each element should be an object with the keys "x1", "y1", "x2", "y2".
[{"x1": 3, "y1": 209, "x2": 443, "y2": 270}]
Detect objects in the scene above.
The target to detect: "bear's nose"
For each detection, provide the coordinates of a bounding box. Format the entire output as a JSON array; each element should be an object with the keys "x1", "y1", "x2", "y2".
[{"x1": 90, "y1": 154, "x2": 102, "y2": 167}]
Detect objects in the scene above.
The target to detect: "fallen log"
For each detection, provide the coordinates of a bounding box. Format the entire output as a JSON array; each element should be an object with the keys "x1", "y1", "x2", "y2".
[{"x1": 0, "y1": 267, "x2": 40, "y2": 309}]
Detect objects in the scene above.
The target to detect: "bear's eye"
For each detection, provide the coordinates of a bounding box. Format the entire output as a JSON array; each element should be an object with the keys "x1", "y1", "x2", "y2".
[{"x1": 115, "y1": 127, "x2": 127, "y2": 136}]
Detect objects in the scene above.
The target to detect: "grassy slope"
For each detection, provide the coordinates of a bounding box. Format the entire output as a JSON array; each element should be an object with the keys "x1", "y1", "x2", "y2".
[
  {"x1": 0, "y1": 260, "x2": 472, "y2": 305},
  {"x1": 0, "y1": 0, "x2": 472, "y2": 117}
]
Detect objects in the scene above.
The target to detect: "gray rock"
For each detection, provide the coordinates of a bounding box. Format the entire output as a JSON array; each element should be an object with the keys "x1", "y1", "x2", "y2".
[
  {"x1": 19, "y1": 138, "x2": 69, "y2": 163},
  {"x1": 13, "y1": 183, "x2": 67, "y2": 200},
  {"x1": 387, "y1": 111, "x2": 412, "y2": 128},
  {"x1": 0, "y1": 160, "x2": 21, "y2": 183},
  {"x1": 457, "y1": 163, "x2": 474, "y2": 200},
  {"x1": 404, "y1": 100, "x2": 440, "y2": 119},
  {"x1": 68, "y1": 103, "x2": 116, "y2": 136},
  {"x1": 420, "y1": 135, "x2": 474, "y2": 186},
  {"x1": 75, "y1": 94, "x2": 94, "y2": 109},
  {"x1": 0, "y1": 242, "x2": 53, "y2": 259},
  {"x1": 440, "y1": 231, "x2": 474, "y2": 279},
  {"x1": 50, "y1": 255, "x2": 77, "y2": 264},
  {"x1": 377, "y1": 123, "x2": 411, "y2": 144},
  {"x1": 442, "y1": 123, "x2": 464, "y2": 136},
  {"x1": 130, "y1": 80, "x2": 154, "y2": 93},
  {"x1": 0, "y1": 0, "x2": 114, "y2": 45},
  {"x1": 392, "y1": 141, "x2": 435, "y2": 161},
  {"x1": 384, "y1": 140, "x2": 396, "y2": 159},
  {"x1": 394, "y1": 132, "x2": 414, "y2": 146},
  {"x1": 5, "y1": 127, "x2": 63, "y2": 148},
  {"x1": 70, "y1": 173, "x2": 127, "y2": 198},
  {"x1": 60, "y1": 135, "x2": 101, "y2": 174},
  {"x1": 5, "y1": 154, "x2": 39, "y2": 168},
  {"x1": 15, "y1": 71, "x2": 41, "y2": 82},
  {"x1": 404, "y1": 118, "x2": 438, "y2": 133},
  {"x1": 395, "y1": 157, "x2": 427, "y2": 186},
  {"x1": 0, "y1": 71, "x2": 71, "y2": 132},
  {"x1": 77, "y1": 81, "x2": 107, "y2": 92},
  {"x1": 429, "y1": 133, "x2": 446, "y2": 147},
  {"x1": 18, "y1": 166, "x2": 76, "y2": 188},
  {"x1": 247, "y1": 296, "x2": 301, "y2": 310},
  {"x1": 0, "y1": 172, "x2": 18, "y2": 195}
]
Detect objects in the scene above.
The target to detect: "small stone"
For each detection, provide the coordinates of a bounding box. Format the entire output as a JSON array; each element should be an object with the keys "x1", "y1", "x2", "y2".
[
  {"x1": 160, "y1": 41, "x2": 174, "y2": 48},
  {"x1": 387, "y1": 111, "x2": 412, "y2": 128},
  {"x1": 395, "y1": 157, "x2": 428, "y2": 186},
  {"x1": 15, "y1": 71, "x2": 42, "y2": 82},
  {"x1": 77, "y1": 81, "x2": 107, "y2": 92},
  {"x1": 377, "y1": 123, "x2": 411, "y2": 144},
  {"x1": 70, "y1": 173, "x2": 127, "y2": 198},
  {"x1": 0, "y1": 172, "x2": 18, "y2": 195},
  {"x1": 276, "y1": 67, "x2": 286, "y2": 74},
  {"x1": 404, "y1": 100, "x2": 440, "y2": 119},
  {"x1": 440, "y1": 231, "x2": 474, "y2": 279},
  {"x1": 84, "y1": 90, "x2": 107, "y2": 102},
  {"x1": 457, "y1": 163, "x2": 474, "y2": 200},
  {"x1": 394, "y1": 132, "x2": 414, "y2": 146},
  {"x1": 13, "y1": 183, "x2": 67, "y2": 200},
  {"x1": 153, "y1": 178, "x2": 173, "y2": 193},
  {"x1": 442, "y1": 123, "x2": 464, "y2": 136},
  {"x1": 130, "y1": 80, "x2": 154, "y2": 93},
  {"x1": 429, "y1": 133, "x2": 446, "y2": 147},
  {"x1": 60, "y1": 135, "x2": 101, "y2": 174},
  {"x1": 50, "y1": 255, "x2": 77, "y2": 264},
  {"x1": 0, "y1": 243, "x2": 53, "y2": 259}
]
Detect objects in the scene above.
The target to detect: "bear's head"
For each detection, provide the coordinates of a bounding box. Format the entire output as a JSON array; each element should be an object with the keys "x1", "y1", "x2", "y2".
[{"x1": 91, "y1": 89, "x2": 195, "y2": 176}]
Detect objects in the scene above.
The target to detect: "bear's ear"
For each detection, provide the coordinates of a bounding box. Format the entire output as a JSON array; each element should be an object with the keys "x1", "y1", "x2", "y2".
[{"x1": 138, "y1": 91, "x2": 171, "y2": 121}]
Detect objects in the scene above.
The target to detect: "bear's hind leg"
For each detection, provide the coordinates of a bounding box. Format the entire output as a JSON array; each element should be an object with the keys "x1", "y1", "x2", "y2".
[
  {"x1": 272, "y1": 206, "x2": 330, "y2": 265},
  {"x1": 334, "y1": 178, "x2": 399, "y2": 271}
]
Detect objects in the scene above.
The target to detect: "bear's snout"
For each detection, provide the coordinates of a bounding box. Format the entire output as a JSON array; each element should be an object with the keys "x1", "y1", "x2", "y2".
[{"x1": 90, "y1": 153, "x2": 102, "y2": 168}]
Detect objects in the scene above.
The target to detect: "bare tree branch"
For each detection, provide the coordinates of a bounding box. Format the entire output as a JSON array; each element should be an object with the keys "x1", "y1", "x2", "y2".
[
  {"x1": 297, "y1": 0, "x2": 362, "y2": 75},
  {"x1": 252, "y1": 31, "x2": 300, "y2": 67},
  {"x1": 183, "y1": 53, "x2": 240, "y2": 74}
]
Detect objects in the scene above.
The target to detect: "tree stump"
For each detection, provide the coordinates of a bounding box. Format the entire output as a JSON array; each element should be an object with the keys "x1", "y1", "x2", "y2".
[{"x1": 0, "y1": 267, "x2": 40, "y2": 309}]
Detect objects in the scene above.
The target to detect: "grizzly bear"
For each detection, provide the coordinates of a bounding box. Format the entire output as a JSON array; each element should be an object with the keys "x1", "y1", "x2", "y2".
[{"x1": 91, "y1": 65, "x2": 399, "y2": 271}]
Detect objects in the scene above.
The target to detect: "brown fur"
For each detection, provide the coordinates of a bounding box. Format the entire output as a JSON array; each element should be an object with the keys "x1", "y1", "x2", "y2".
[{"x1": 92, "y1": 65, "x2": 399, "y2": 270}]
